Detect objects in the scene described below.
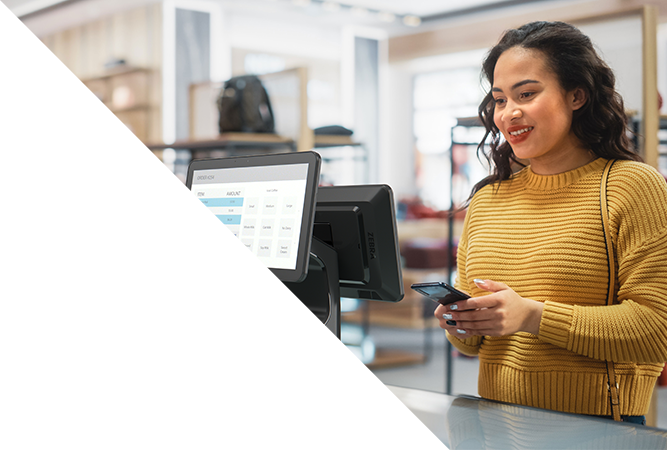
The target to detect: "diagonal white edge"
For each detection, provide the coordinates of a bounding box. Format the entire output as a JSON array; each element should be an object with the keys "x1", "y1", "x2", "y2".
[
  {"x1": 104, "y1": 106, "x2": 267, "y2": 284},
  {"x1": 385, "y1": 385, "x2": 452, "y2": 448},
  {"x1": 188, "y1": 184, "x2": 267, "y2": 284},
  {"x1": 104, "y1": 110, "x2": 444, "y2": 442}
]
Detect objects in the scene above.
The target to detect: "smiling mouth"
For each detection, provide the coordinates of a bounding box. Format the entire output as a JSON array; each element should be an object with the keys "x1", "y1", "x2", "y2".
[{"x1": 509, "y1": 127, "x2": 533, "y2": 136}]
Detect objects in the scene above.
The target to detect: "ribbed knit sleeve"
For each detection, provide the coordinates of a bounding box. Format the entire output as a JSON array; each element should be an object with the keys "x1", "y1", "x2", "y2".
[{"x1": 539, "y1": 163, "x2": 667, "y2": 363}]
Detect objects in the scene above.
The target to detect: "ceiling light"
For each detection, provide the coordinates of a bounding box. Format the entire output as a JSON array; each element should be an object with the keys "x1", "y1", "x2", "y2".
[
  {"x1": 378, "y1": 11, "x2": 396, "y2": 23},
  {"x1": 321, "y1": 1, "x2": 340, "y2": 12},
  {"x1": 402, "y1": 15, "x2": 421, "y2": 27},
  {"x1": 292, "y1": 0, "x2": 311, "y2": 7},
  {"x1": 351, "y1": 6, "x2": 369, "y2": 17}
]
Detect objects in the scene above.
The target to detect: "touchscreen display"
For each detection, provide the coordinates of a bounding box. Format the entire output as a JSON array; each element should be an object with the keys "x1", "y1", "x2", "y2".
[{"x1": 191, "y1": 163, "x2": 309, "y2": 271}]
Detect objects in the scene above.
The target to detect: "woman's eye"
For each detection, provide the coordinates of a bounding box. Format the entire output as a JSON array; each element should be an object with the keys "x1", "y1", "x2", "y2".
[
  {"x1": 520, "y1": 92, "x2": 534, "y2": 99},
  {"x1": 493, "y1": 98, "x2": 506, "y2": 106}
]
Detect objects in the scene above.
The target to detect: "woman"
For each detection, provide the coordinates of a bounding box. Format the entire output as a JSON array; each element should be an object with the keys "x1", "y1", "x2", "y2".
[{"x1": 436, "y1": 21, "x2": 667, "y2": 423}]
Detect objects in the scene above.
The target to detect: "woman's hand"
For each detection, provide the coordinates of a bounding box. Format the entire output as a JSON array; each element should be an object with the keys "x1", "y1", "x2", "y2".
[{"x1": 434, "y1": 279, "x2": 544, "y2": 337}]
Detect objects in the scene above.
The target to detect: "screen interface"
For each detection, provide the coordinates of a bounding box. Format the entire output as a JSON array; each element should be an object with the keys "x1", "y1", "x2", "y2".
[{"x1": 191, "y1": 163, "x2": 309, "y2": 270}]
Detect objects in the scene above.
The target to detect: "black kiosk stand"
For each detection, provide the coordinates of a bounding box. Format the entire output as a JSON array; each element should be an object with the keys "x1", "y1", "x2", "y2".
[{"x1": 285, "y1": 184, "x2": 405, "y2": 339}]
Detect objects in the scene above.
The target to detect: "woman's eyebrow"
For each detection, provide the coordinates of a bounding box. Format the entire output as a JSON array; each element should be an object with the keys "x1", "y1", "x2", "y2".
[{"x1": 492, "y1": 79, "x2": 541, "y2": 92}]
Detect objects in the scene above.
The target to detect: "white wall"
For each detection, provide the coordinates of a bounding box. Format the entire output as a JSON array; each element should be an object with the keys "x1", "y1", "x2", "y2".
[
  {"x1": 379, "y1": 66, "x2": 416, "y2": 198},
  {"x1": 659, "y1": 22, "x2": 667, "y2": 115},
  {"x1": 380, "y1": 49, "x2": 488, "y2": 201},
  {"x1": 226, "y1": 11, "x2": 342, "y2": 61}
]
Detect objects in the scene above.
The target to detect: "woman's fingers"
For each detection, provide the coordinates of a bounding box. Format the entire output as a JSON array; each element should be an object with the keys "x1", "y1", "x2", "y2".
[
  {"x1": 436, "y1": 304, "x2": 496, "y2": 336},
  {"x1": 446, "y1": 291, "x2": 503, "y2": 312},
  {"x1": 435, "y1": 304, "x2": 458, "y2": 329},
  {"x1": 449, "y1": 307, "x2": 496, "y2": 323},
  {"x1": 435, "y1": 279, "x2": 543, "y2": 336}
]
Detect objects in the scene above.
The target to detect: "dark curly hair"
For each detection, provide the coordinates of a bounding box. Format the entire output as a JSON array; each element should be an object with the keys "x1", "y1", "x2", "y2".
[{"x1": 467, "y1": 21, "x2": 641, "y2": 203}]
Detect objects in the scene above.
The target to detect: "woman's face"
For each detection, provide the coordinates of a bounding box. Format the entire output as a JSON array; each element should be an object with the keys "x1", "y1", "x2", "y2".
[{"x1": 492, "y1": 47, "x2": 587, "y2": 172}]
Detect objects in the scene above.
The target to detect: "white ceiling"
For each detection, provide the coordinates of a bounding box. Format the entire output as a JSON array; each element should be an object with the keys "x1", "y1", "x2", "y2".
[
  {"x1": 6, "y1": 0, "x2": 530, "y2": 20},
  {"x1": 245, "y1": 0, "x2": 514, "y2": 18},
  {"x1": 8, "y1": 0, "x2": 562, "y2": 38},
  {"x1": 214, "y1": 0, "x2": 528, "y2": 34}
]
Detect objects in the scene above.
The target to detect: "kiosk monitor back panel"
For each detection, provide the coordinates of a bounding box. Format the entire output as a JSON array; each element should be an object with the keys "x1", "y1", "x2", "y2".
[
  {"x1": 315, "y1": 184, "x2": 404, "y2": 302},
  {"x1": 186, "y1": 151, "x2": 321, "y2": 283}
]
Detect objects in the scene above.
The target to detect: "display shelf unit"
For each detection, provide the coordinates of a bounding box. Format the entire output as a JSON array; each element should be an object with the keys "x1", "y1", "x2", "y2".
[
  {"x1": 82, "y1": 67, "x2": 160, "y2": 143},
  {"x1": 441, "y1": 116, "x2": 488, "y2": 394},
  {"x1": 314, "y1": 135, "x2": 358, "y2": 147},
  {"x1": 341, "y1": 295, "x2": 432, "y2": 370},
  {"x1": 341, "y1": 222, "x2": 461, "y2": 370},
  {"x1": 145, "y1": 133, "x2": 296, "y2": 153},
  {"x1": 341, "y1": 115, "x2": 481, "y2": 372},
  {"x1": 145, "y1": 133, "x2": 296, "y2": 184},
  {"x1": 186, "y1": 69, "x2": 370, "y2": 183},
  {"x1": 313, "y1": 137, "x2": 368, "y2": 185}
]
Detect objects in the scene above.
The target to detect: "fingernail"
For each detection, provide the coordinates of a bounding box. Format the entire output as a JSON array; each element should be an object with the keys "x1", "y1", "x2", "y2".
[
  {"x1": 446, "y1": 320, "x2": 457, "y2": 326},
  {"x1": 456, "y1": 329, "x2": 466, "y2": 334},
  {"x1": 450, "y1": 304, "x2": 458, "y2": 310},
  {"x1": 474, "y1": 279, "x2": 486, "y2": 285},
  {"x1": 442, "y1": 313, "x2": 453, "y2": 320}
]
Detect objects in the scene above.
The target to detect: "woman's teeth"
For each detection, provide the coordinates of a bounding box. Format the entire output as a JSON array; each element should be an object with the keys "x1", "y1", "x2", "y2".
[{"x1": 510, "y1": 127, "x2": 533, "y2": 136}]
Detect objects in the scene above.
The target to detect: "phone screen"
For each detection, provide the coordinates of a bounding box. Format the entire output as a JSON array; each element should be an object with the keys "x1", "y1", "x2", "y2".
[{"x1": 411, "y1": 282, "x2": 470, "y2": 305}]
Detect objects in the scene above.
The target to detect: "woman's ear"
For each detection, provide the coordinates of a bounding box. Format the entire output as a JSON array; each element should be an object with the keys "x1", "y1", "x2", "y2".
[{"x1": 571, "y1": 87, "x2": 587, "y2": 111}]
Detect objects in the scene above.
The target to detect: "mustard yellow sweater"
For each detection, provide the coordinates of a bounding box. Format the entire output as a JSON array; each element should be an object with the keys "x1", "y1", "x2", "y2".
[{"x1": 448, "y1": 158, "x2": 667, "y2": 416}]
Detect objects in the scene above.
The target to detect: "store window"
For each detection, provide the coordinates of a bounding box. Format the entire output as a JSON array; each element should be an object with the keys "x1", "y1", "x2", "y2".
[{"x1": 413, "y1": 67, "x2": 488, "y2": 211}]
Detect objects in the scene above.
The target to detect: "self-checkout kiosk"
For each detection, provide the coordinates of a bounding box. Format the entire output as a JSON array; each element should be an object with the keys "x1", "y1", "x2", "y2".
[{"x1": 186, "y1": 151, "x2": 404, "y2": 338}]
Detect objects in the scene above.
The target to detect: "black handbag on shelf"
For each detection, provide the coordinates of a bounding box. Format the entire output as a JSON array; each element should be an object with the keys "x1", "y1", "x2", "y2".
[{"x1": 217, "y1": 75, "x2": 275, "y2": 133}]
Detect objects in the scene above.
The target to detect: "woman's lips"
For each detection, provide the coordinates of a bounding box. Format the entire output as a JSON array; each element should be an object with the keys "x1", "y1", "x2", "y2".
[{"x1": 506, "y1": 126, "x2": 533, "y2": 144}]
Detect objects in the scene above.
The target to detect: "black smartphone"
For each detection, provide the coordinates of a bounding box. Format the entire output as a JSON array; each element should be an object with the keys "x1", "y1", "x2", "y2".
[{"x1": 411, "y1": 281, "x2": 470, "y2": 306}]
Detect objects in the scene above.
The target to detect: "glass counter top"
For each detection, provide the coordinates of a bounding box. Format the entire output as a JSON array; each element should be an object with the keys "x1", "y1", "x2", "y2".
[{"x1": 388, "y1": 385, "x2": 667, "y2": 449}]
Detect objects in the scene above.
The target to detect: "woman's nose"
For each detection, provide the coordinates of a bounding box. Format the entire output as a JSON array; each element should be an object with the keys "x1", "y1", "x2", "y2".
[{"x1": 508, "y1": 105, "x2": 522, "y2": 121}]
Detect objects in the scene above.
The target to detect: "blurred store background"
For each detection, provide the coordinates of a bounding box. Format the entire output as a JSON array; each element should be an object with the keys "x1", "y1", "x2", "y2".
[{"x1": 7, "y1": 0, "x2": 667, "y2": 426}]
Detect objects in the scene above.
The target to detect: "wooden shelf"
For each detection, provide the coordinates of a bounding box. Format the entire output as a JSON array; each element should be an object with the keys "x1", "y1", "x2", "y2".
[
  {"x1": 144, "y1": 133, "x2": 296, "y2": 151},
  {"x1": 398, "y1": 218, "x2": 464, "y2": 243},
  {"x1": 314, "y1": 135, "x2": 359, "y2": 147},
  {"x1": 110, "y1": 104, "x2": 152, "y2": 114},
  {"x1": 82, "y1": 67, "x2": 159, "y2": 143},
  {"x1": 365, "y1": 349, "x2": 427, "y2": 370},
  {"x1": 80, "y1": 66, "x2": 150, "y2": 82},
  {"x1": 343, "y1": 305, "x2": 439, "y2": 329}
]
